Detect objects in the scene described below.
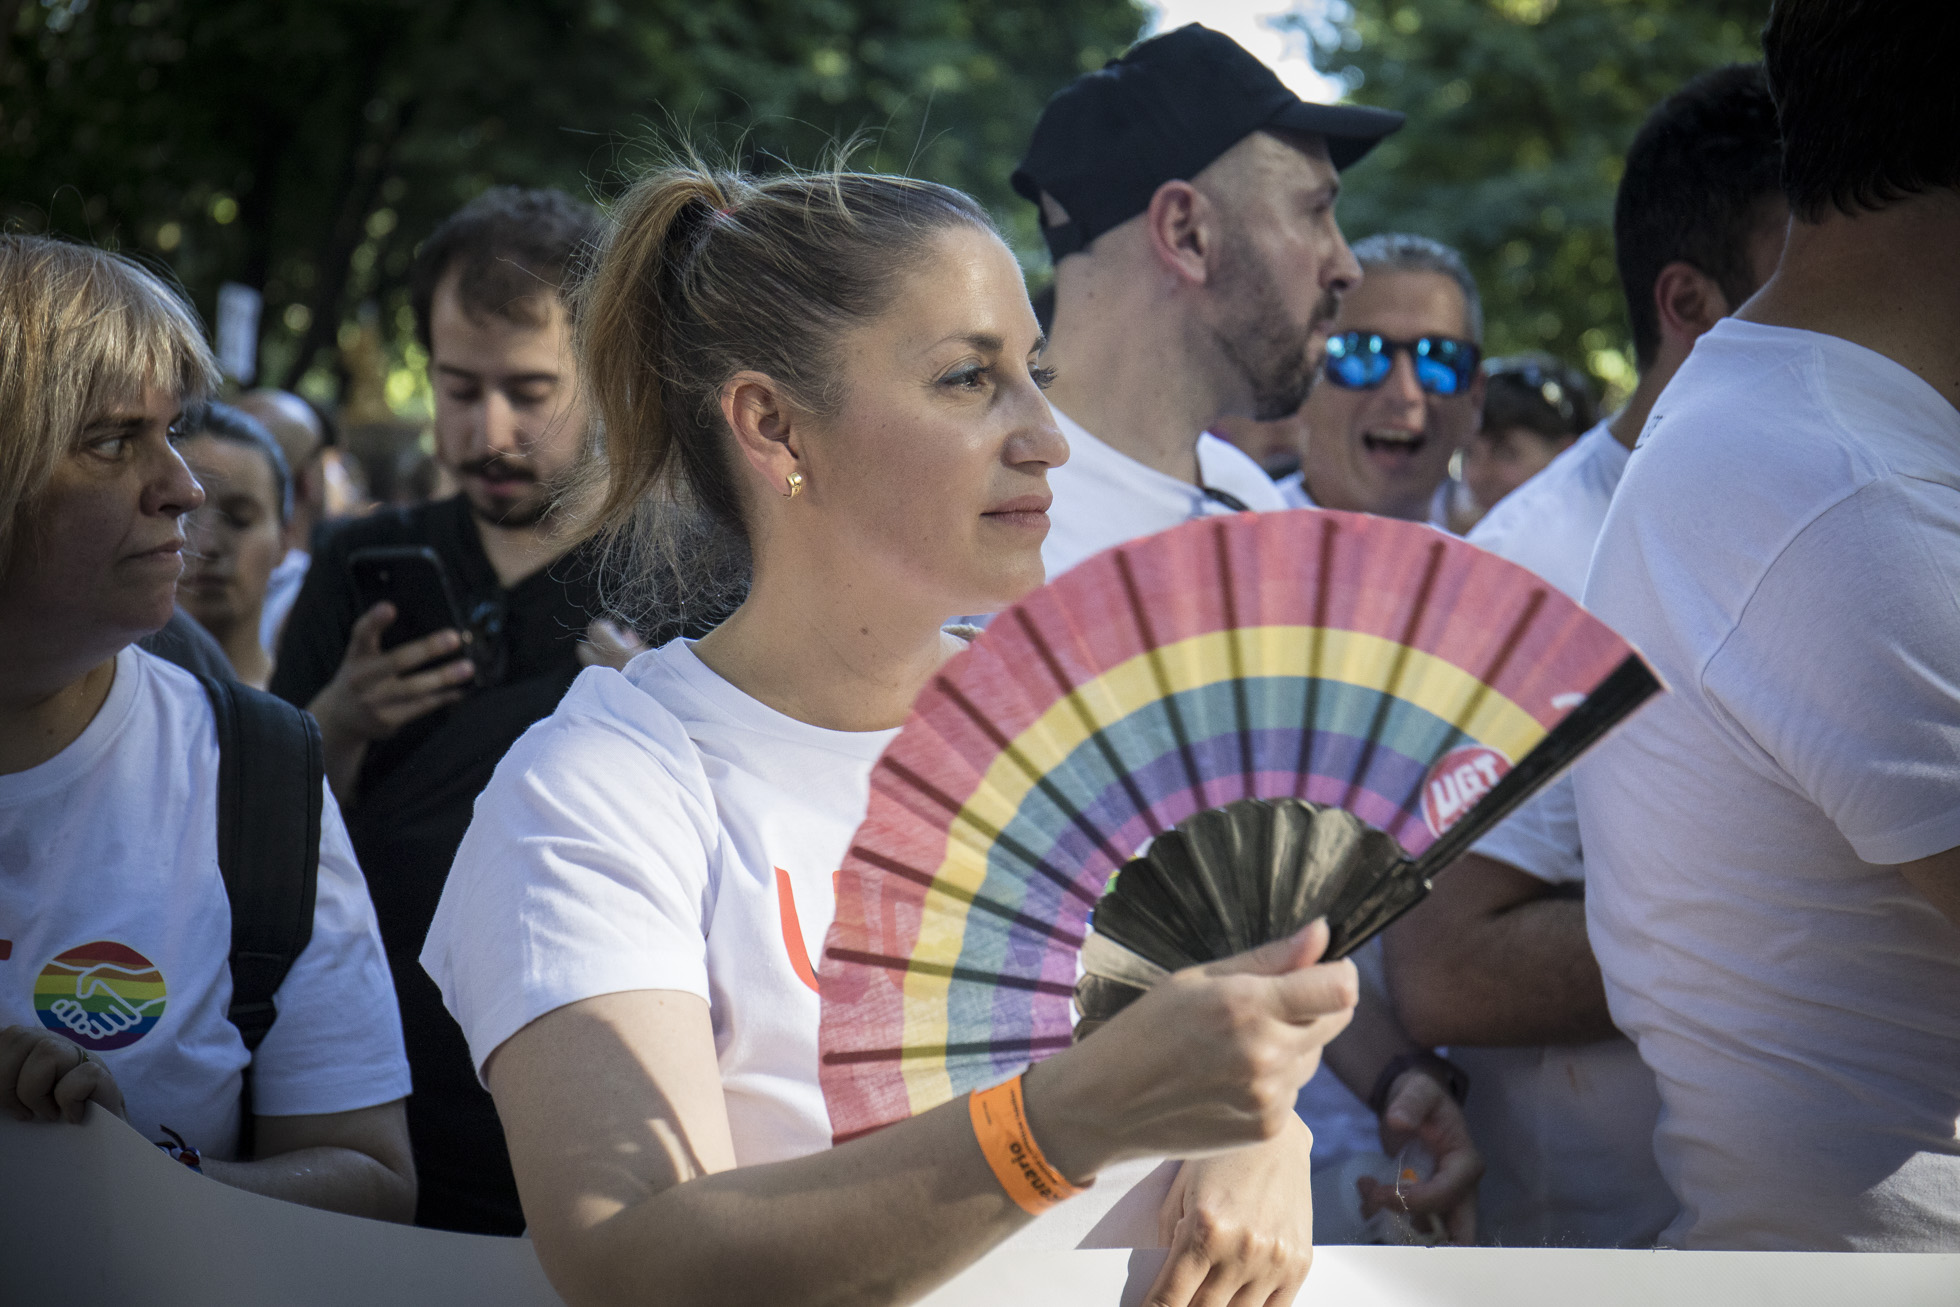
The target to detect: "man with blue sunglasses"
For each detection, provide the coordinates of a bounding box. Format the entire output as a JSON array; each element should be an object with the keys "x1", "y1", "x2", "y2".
[{"x1": 1282, "y1": 234, "x2": 1485, "y2": 525}]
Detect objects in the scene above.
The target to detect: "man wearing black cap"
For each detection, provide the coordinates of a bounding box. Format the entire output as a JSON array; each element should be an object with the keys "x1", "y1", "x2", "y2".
[
  {"x1": 1017, "y1": 23, "x2": 1485, "y2": 1258},
  {"x1": 1017, "y1": 23, "x2": 1401, "y2": 579}
]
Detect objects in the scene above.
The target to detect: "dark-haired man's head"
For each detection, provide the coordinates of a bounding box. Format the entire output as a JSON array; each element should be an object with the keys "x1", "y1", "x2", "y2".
[
  {"x1": 1615, "y1": 64, "x2": 1786, "y2": 376},
  {"x1": 409, "y1": 186, "x2": 602, "y2": 531},
  {"x1": 1738, "y1": 1, "x2": 1960, "y2": 411},
  {"x1": 1465, "y1": 355, "x2": 1596, "y2": 516},
  {"x1": 1763, "y1": 0, "x2": 1959, "y2": 224}
]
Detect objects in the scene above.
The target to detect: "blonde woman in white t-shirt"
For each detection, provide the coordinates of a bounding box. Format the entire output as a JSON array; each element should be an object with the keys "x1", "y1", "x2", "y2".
[
  {"x1": 422, "y1": 165, "x2": 1362, "y2": 1307},
  {"x1": 0, "y1": 237, "x2": 414, "y2": 1220}
]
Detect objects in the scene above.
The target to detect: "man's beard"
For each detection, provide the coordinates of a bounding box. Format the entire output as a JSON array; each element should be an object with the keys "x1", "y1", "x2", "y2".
[
  {"x1": 458, "y1": 457, "x2": 556, "y2": 529},
  {"x1": 1211, "y1": 234, "x2": 1340, "y2": 422}
]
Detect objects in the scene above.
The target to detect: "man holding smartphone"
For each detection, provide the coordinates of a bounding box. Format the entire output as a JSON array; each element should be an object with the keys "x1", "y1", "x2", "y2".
[{"x1": 270, "y1": 186, "x2": 627, "y2": 1236}]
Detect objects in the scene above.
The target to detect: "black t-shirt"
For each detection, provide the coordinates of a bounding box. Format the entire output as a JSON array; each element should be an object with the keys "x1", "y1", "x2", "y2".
[{"x1": 270, "y1": 495, "x2": 603, "y2": 1234}]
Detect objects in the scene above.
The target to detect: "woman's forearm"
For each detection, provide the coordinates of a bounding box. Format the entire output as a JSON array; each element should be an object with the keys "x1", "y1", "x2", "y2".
[
  {"x1": 1320, "y1": 977, "x2": 1415, "y2": 1104},
  {"x1": 499, "y1": 939, "x2": 1355, "y2": 1307},
  {"x1": 203, "y1": 1145, "x2": 415, "y2": 1222},
  {"x1": 561, "y1": 1093, "x2": 1042, "y2": 1307}
]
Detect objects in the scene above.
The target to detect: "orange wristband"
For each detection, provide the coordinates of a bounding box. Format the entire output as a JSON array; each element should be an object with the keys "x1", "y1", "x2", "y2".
[{"x1": 968, "y1": 1074, "x2": 1089, "y2": 1215}]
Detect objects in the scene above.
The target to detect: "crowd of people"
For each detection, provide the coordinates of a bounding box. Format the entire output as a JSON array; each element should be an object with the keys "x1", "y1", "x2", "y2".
[{"x1": 2, "y1": 0, "x2": 1955, "y2": 1302}]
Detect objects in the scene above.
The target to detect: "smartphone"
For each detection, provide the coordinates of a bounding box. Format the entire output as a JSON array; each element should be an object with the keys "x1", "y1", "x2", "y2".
[{"x1": 347, "y1": 546, "x2": 471, "y2": 659}]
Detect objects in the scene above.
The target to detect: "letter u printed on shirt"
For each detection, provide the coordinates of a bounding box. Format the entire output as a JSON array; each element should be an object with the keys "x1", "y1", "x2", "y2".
[{"x1": 774, "y1": 867, "x2": 840, "y2": 994}]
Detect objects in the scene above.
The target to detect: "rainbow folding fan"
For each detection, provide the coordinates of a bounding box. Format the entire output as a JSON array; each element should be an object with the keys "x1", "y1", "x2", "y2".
[{"x1": 817, "y1": 509, "x2": 1659, "y2": 1142}]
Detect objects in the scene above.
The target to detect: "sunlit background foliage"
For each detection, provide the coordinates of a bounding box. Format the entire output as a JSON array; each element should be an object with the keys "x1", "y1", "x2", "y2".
[
  {"x1": 4, "y1": 0, "x2": 1770, "y2": 416},
  {"x1": 1321, "y1": 0, "x2": 1770, "y2": 399}
]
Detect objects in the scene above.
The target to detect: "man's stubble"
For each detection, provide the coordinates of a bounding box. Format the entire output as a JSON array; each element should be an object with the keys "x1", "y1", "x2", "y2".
[{"x1": 1209, "y1": 225, "x2": 1340, "y2": 422}]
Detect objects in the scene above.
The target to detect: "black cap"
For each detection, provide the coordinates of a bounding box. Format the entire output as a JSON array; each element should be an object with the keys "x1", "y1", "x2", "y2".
[{"x1": 1013, "y1": 24, "x2": 1404, "y2": 261}]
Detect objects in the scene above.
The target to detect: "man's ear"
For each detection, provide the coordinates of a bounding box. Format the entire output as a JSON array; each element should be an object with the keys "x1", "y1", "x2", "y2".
[
  {"x1": 718, "y1": 371, "x2": 804, "y2": 498},
  {"x1": 1142, "y1": 179, "x2": 1216, "y2": 289},
  {"x1": 1652, "y1": 261, "x2": 1730, "y2": 350}
]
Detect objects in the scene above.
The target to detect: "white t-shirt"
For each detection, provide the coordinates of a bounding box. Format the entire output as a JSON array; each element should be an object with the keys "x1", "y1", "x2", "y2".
[
  {"x1": 1473, "y1": 421, "x2": 1638, "y2": 889},
  {"x1": 1041, "y1": 410, "x2": 1286, "y2": 579},
  {"x1": 422, "y1": 641, "x2": 896, "y2": 1166},
  {"x1": 0, "y1": 647, "x2": 410, "y2": 1160},
  {"x1": 1445, "y1": 420, "x2": 1672, "y2": 1248},
  {"x1": 1467, "y1": 421, "x2": 1632, "y2": 885},
  {"x1": 1468, "y1": 421, "x2": 1628, "y2": 603},
  {"x1": 1577, "y1": 318, "x2": 1960, "y2": 1250}
]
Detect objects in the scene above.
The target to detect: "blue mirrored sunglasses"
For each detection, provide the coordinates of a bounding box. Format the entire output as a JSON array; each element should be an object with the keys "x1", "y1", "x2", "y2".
[{"x1": 1323, "y1": 332, "x2": 1482, "y2": 397}]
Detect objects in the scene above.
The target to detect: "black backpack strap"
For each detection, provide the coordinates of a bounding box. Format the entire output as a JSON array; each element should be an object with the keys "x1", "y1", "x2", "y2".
[{"x1": 197, "y1": 674, "x2": 323, "y2": 1055}]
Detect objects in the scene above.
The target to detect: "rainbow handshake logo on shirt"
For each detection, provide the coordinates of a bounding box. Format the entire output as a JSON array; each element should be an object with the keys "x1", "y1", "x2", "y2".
[{"x1": 35, "y1": 941, "x2": 168, "y2": 1051}]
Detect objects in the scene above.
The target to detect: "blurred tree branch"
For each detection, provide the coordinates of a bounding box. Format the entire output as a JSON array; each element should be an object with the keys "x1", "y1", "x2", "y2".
[{"x1": 3, "y1": 0, "x2": 1144, "y2": 399}]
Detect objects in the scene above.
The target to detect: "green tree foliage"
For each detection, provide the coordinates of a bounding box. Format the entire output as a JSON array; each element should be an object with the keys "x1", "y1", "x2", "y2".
[
  {"x1": 1316, "y1": 0, "x2": 1770, "y2": 399},
  {"x1": 3, "y1": 0, "x2": 1143, "y2": 396}
]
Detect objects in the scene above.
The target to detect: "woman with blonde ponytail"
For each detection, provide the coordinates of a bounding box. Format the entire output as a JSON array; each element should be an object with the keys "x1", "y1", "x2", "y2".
[{"x1": 423, "y1": 163, "x2": 1351, "y2": 1307}]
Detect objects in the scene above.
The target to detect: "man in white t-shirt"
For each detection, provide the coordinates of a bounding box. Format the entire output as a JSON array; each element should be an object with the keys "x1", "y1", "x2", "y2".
[
  {"x1": 1013, "y1": 27, "x2": 1491, "y2": 1239},
  {"x1": 1380, "y1": 65, "x2": 1787, "y2": 1248},
  {"x1": 1575, "y1": 0, "x2": 1960, "y2": 1249},
  {"x1": 1282, "y1": 233, "x2": 1484, "y2": 531},
  {"x1": 1012, "y1": 24, "x2": 1401, "y2": 579}
]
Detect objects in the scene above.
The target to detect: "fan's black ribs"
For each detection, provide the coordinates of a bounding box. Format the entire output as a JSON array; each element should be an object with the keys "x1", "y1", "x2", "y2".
[
  {"x1": 1386, "y1": 586, "x2": 1548, "y2": 843},
  {"x1": 823, "y1": 946, "x2": 1078, "y2": 997},
  {"x1": 846, "y1": 845, "x2": 1087, "y2": 949},
  {"x1": 822, "y1": 1032, "x2": 1076, "y2": 1066},
  {"x1": 1213, "y1": 519, "x2": 1256, "y2": 796},
  {"x1": 879, "y1": 756, "x2": 1100, "y2": 909},
  {"x1": 1340, "y1": 538, "x2": 1445, "y2": 814},
  {"x1": 1294, "y1": 514, "x2": 1339, "y2": 797},
  {"x1": 1114, "y1": 549, "x2": 1209, "y2": 813},
  {"x1": 1012, "y1": 607, "x2": 1166, "y2": 839},
  {"x1": 932, "y1": 676, "x2": 1129, "y2": 872}
]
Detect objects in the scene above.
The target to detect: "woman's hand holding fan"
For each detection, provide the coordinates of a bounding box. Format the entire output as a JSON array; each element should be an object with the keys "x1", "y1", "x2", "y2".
[{"x1": 1020, "y1": 922, "x2": 1357, "y2": 1182}]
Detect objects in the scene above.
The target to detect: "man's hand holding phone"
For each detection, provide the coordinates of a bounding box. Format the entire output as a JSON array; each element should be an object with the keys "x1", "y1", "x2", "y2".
[{"x1": 308, "y1": 601, "x2": 476, "y2": 802}]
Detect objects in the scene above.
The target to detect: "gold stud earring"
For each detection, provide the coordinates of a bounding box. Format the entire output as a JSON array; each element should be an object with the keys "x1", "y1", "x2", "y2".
[{"x1": 785, "y1": 471, "x2": 805, "y2": 499}]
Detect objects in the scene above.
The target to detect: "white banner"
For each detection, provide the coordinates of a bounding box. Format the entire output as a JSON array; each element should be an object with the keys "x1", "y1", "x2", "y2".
[{"x1": 2, "y1": 1108, "x2": 1955, "y2": 1306}]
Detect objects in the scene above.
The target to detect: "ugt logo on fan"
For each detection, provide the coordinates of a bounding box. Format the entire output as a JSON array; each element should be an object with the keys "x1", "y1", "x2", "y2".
[{"x1": 1420, "y1": 746, "x2": 1511, "y2": 837}]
